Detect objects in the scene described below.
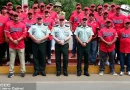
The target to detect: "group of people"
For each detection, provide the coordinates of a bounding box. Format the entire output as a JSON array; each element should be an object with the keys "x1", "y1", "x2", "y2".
[{"x1": 0, "y1": 1, "x2": 130, "y2": 78}]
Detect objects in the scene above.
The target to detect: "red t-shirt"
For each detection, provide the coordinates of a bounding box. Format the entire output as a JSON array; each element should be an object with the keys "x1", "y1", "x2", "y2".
[
  {"x1": 0, "y1": 16, "x2": 8, "y2": 44},
  {"x1": 38, "y1": 10, "x2": 44, "y2": 16},
  {"x1": 108, "y1": 10, "x2": 115, "y2": 18},
  {"x1": 110, "y1": 14, "x2": 126, "y2": 33},
  {"x1": 94, "y1": 12, "x2": 103, "y2": 23},
  {"x1": 43, "y1": 16, "x2": 55, "y2": 40},
  {"x1": 69, "y1": 12, "x2": 83, "y2": 31},
  {"x1": 119, "y1": 28, "x2": 130, "y2": 53},
  {"x1": 71, "y1": 10, "x2": 84, "y2": 16},
  {"x1": 98, "y1": 27, "x2": 118, "y2": 52},
  {"x1": 49, "y1": 10, "x2": 58, "y2": 22},
  {"x1": 87, "y1": 20, "x2": 99, "y2": 38},
  {"x1": 5, "y1": 21, "x2": 27, "y2": 49},
  {"x1": 18, "y1": 13, "x2": 27, "y2": 21}
]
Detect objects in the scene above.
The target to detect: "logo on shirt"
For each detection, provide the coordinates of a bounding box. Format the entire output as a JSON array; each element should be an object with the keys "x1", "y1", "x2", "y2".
[
  {"x1": 103, "y1": 32, "x2": 113, "y2": 38},
  {"x1": 44, "y1": 22, "x2": 50, "y2": 26},
  {"x1": 0, "y1": 23, "x2": 3, "y2": 26},
  {"x1": 113, "y1": 20, "x2": 123, "y2": 24},
  {"x1": 122, "y1": 33, "x2": 130, "y2": 38},
  {"x1": 74, "y1": 17, "x2": 78, "y2": 22},
  {"x1": 55, "y1": 32, "x2": 59, "y2": 37},
  {"x1": 26, "y1": 23, "x2": 32, "y2": 28},
  {"x1": 10, "y1": 27, "x2": 22, "y2": 33}
]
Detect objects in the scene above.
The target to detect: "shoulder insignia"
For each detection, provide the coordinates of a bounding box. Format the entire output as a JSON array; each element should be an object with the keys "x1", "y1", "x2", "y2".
[
  {"x1": 54, "y1": 24, "x2": 59, "y2": 27},
  {"x1": 33, "y1": 23, "x2": 36, "y2": 25},
  {"x1": 78, "y1": 25, "x2": 81, "y2": 27},
  {"x1": 65, "y1": 25, "x2": 69, "y2": 27}
]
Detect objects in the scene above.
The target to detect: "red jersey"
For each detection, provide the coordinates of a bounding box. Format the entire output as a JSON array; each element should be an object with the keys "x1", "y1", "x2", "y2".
[
  {"x1": 0, "y1": 17, "x2": 7, "y2": 44},
  {"x1": 94, "y1": 12, "x2": 103, "y2": 23},
  {"x1": 110, "y1": 14, "x2": 126, "y2": 33},
  {"x1": 69, "y1": 12, "x2": 83, "y2": 31},
  {"x1": 71, "y1": 10, "x2": 84, "y2": 16},
  {"x1": 38, "y1": 10, "x2": 44, "y2": 16},
  {"x1": 119, "y1": 28, "x2": 130, "y2": 53},
  {"x1": 5, "y1": 21, "x2": 27, "y2": 49},
  {"x1": 43, "y1": 16, "x2": 55, "y2": 40},
  {"x1": 87, "y1": 20, "x2": 99, "y2": 38},
  {"x1": 98, "y1": 27, "x2": 118, "y2": 52},
  {"x1": 49, "y1": 10, "x2": 58, "y2": 22}
]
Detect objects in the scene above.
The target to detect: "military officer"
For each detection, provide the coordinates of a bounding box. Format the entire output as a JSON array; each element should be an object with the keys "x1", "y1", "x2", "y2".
[
  {"x1": 51, "y1": 16, "x2": 72, "y2": 76},
  {"x1": 28, "y1": 15, "x2": 51, "y2": 76},
  {"x1": 74, "y1": 17, "x2": 94, "y2": 76}
]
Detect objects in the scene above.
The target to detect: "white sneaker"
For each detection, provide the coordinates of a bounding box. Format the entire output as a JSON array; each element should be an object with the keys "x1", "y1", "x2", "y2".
[
  {"x1": 120, "y1": 71, "x2": 124, "y2": 76},
  {"x1": 128, "y1": 71, "x2": 130, "y2": 76},
  {"x1": 47, "y1": 59, "x2": 51, "y2": 64},
  {"x1": 105, "y1": 61, "x2": 110, "y2": 66},
  {"x1": 25, "y1": 61, "x2": 30, "y2": 65},
  {"x1": 99, "y1": 71, "x2": 104, "y2": 76},
  {"x1": 118, "y1": 61, "x2": 120, "y2": 65},
  {"x1": 98, "y1": 61, "x2": 100, "y2": 66},
  {"x1": 110, "y1": 72, "x2": 117, "y2": 76},
  {"x1": 6, "y1": 62, "x2": 9, "y2": 66}
]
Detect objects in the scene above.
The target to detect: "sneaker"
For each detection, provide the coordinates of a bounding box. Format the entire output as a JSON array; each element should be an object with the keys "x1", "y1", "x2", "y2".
[
  {"x1": 110, "y1": 72, "x2": 117, "y2": 76},
  {"x1": 120, "y1": 71, "x2": 124, "y2": 76},
  {"x1": 8, "y1": 73, "x2": 14, "y2": 78},
  {"x1": 21, "y1": 73, "x2": 25, "y2": 77},
  {"x1": 6, "y1": 62, "x2": 9, "y2": 66},
  {"x1": 128, "y1": 71, "x2": 130, "y2": 76},
  {"x1": 118, "y1": 61, "x2": 120, "y2": 65},
  {"x1": 99, "y1": 71, "x2": 104, "y2": 76},
  {"x1": 47, "y1": 59, "x2": 51, "y2": 64},
  {"x1": 105, "y1": 61, "x2": 110, "y2": 66},
  {"x1": 98, "y1": 61, "x2": 100, "y2": 66},
  {"x1": 25, "y1": 61, "x2": 30, "y2": 65}
]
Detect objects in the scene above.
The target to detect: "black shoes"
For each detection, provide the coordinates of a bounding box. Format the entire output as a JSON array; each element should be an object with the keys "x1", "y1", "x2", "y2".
[
  {"x1": 21, "y1": 73, "x2": 25, "y2": 77},
  {"x1": 41, "y1": 71, "x2": 46, "y2": 76},
  {"x1": 84, "y1": 72, "x2": 90, "y2": 76},
  {"x1": 77, "y1": 72, "x2": 81, "y2": 76},
  {"x1": 63, "y1": 72, "x2": 68, "y2": 76},
  {"x1": 33, "y1": 71, "x2": 39, "y2": 76},
  {"x1": 56, "y1": 72, "x2": 61, "y2": 76}
]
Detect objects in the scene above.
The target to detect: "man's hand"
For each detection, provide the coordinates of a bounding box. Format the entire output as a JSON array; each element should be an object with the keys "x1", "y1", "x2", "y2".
[
  {"x1": 35, "y1": 39, "x2": 42, "y2": 44},
  {"x1": 13, "y1": 40, "x2": 19, "y2": 45},
  {"x1": 59, "y1": 40, "x2": 65, "y2": 45},
  {"x1": 81, "y1": 42, "x2": 86, "y2": 47},
  {"x1": 5, "y1": 38, "x2": 9, "y2": 43}
]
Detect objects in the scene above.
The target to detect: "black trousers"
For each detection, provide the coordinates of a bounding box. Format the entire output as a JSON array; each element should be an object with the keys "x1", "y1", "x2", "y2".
[
  {"x1": 0, "y1": 42, "x2": 6, "y2": 66},
  {"x1": 46, "y1": 40, "x2": 52, "y2": 59},
  {"x1": 32, "y1": 41, "x2": 47, "y2": 72},
  {"x1": 25, "y1": 38, "x2": 32, "y2": 62},
  {"x1": 77, "y1": 43, "x2": 90, "y2": 73},
  {"x1": 55, "y1": 43, "x2": 69, "y2": 72}
]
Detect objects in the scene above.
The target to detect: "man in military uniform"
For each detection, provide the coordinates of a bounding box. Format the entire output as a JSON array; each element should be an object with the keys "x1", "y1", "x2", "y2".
[
  {"x1": 51, "y1": 16, "x2": 72, "y2": 76},
  {"x1": 54, "y1": 2, "x2": 65, "y2": 17},
  {"x1": 74, "y1": 17, "x2": 94, "y2": 76},
  {"x1": 28, "y1": 15, "x2": 51, "y2": 77}
]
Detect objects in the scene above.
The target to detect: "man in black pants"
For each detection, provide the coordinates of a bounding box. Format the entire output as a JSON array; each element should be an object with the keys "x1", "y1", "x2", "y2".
[{"x1": 28, "y1": 15, "x2": 50, "y2": 76}]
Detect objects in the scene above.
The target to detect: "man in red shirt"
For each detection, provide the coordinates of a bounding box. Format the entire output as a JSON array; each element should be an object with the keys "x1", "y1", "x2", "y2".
[
  {"x1": 23, "y1": 11, "x2": 36, "y2": 65},
  {"x1": 108, "y1": 4, "x2": 116, "y2": 19},
  {"x1": 103, "y1": 3, "x2": 109, "y2": 11},
  {"x1": 94, "y1": 6, "x2": 103, "y2": 23},
  {"x1": 70, "y1": 5, "x2": 83, "y2": 58},
  {"x1": 38, "y1": 3, "x2": 45, "y2": 16},
  {"x1": 32, "y1": 4, "x2": 40, "y2": 20},
  {"x1": 98, "y1": 19, "x2": 118, "y2": 76},
  {"x1": 43, "y1": 9, "x2": 55, "y2": 64},
  {"x1": 119, "y1": 19, "x2": 130, "y2": 76},
  {"x1": 0, "y1": 6, "x2": 9, "y2": 66},
  {"x1": 110, "y1": 5, "x2": 126, "y2": 64},
  {"x1": 5, "y1": 12, "x2": 27, "y2": 78},
  {"x1": 6, "y1": 2, "x2": 13, "y2": 13},
  {"x1": 87, "y1": 13, "x2": 99, "y2": 65}
]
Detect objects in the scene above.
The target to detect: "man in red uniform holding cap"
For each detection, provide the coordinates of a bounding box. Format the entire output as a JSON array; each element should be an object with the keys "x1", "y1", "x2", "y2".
[
  {"x1": 70, "y1": 5, "x2": 83, "y2": 58},
  {"x1": 119, "y1": 19, "x2": 130, "y2": 76},
  {"x1": 98, "y1": 19, "x2": 118, "y2": 76},
  {"x1": 5, "y1": 12, "x2": 27, "y2": 78},
  {"x1": 43, "y1": 9, "x2": 55, "y2": 64}
]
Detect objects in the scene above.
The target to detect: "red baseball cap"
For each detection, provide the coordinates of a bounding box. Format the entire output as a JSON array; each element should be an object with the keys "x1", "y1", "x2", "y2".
[
  {"x1": 33, "y1": 4, "x2": 38, "y2": 9},
  {"x1": 103, "y1": 10, "x2": 108, "y2": 14},
  {"x1": 49, "y1": 3, "x2": 53, "y2": 6},
  {"x1": 124, "y1": 19, "x2": 130, "y2": 24},
  {"x1": 105, "y1": 19, "x2": 112, "y2": 23},
  {"x1": 97, "y1": 6, "x2": 103, "y2": 10},
  {"x1": 89, "y1": 13, "x2": 94, "y2": 16},
  {"x1": 2, "y1": 6, "x2": 7, "y2": 9},
  {"x1": 82, "y1": 17, "x2": 87, "y2": 21},
  {"x1": 40, "y1": 3, "x2": 45, "y2": 7},
  {"x1": 16, "y1": 5, "x2": 22, "y2": 9},
  {"x1": 37, "y1": 15, "x2": 43, "y2": 19},
  {"x1": 116, "y1": 5, "x2": 120, "y2": 9},
  {"x1": 59, "y1": 16, "x2": 65, "y2": 20},
  {"x1": 13, "y1": 12, "x2": 19, "y2": 17},
  {"x1": 28, "y1": 11, "x2": 33, "y2": 14},
  {"x1": 104, "y1": 3, "x2": 108, "y2": 7},
  {"x1": 46, "y1": 5, "x2": 51, "y2": 9},
  {"x1": 111, "y1": 4, "x2": 116, "y2": 7},
  {"x1": 84, "y1": 7, "x2": 89, "y2": 11},
  {"x1": 90, "y1": 4, "x2": 96, "y2": 7},
  {"x1": 7, "y1": 2, "x2": 12, "y2": 6},
  {"x1": 76, "y1": 5, "x2": 81, "y2": 9},
  {"x1": 23, "y1": 4, "x2": 28, "y2": 8},
  {"x1": 76, "y1": 3, "x2": 81, "y2": 6},
  {"x1": 9, "y1": 11, "x2": 14, "y2": 15},
  {"x1": 44, "y1": 9, "x2": 50, "y2": 13}
]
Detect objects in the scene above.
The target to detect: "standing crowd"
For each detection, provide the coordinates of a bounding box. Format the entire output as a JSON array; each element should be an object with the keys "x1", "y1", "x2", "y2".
[{"x1": 0, "y1": 1, "x2": 130, "y2": 78}]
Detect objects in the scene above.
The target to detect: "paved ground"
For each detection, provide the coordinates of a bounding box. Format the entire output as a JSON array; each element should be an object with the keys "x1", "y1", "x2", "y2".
[{"x1": 0, "y1": 74, "x2": 130, "y2": 90}]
